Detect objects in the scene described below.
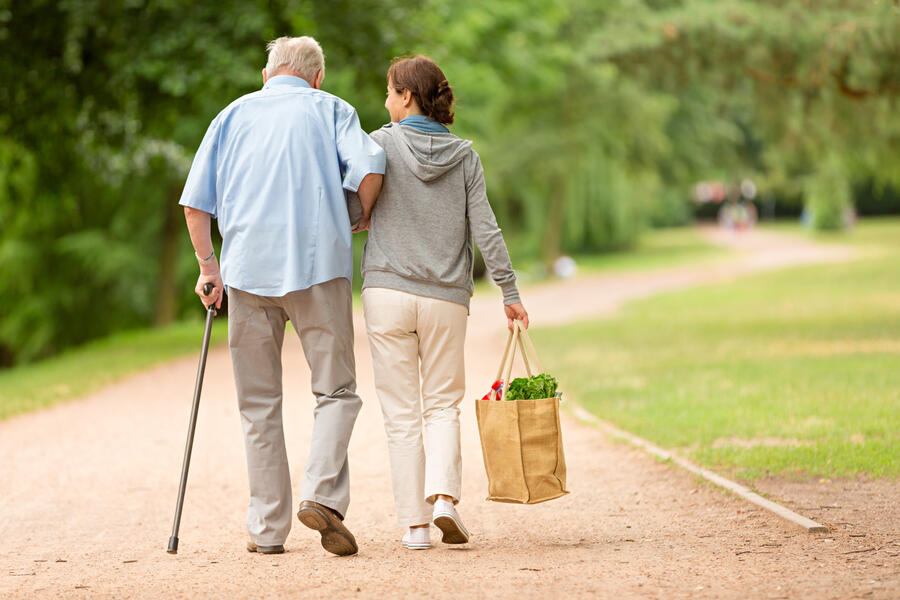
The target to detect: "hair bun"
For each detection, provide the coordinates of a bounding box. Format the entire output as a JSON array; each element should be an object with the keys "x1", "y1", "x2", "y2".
[{"x1": 388, "y1": 56, "x2": 455, "y2": 125}]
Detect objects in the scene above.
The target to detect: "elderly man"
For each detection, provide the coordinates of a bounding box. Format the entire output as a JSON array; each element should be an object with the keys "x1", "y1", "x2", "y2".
[{"x1": 179, "y1": 36, "x2": 384, "y2": 556}]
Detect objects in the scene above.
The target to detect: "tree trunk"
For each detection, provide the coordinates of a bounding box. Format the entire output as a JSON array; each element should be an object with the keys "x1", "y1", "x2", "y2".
[
  {"x1": 154, "y1": 187, "x2": 182, "y2": 326},
  {"x1": 542, "y1": 174, "x2": 567, "y2": 268},
  {"x1": 542, "y1": 67, "x2": 574, "y2": 269}
]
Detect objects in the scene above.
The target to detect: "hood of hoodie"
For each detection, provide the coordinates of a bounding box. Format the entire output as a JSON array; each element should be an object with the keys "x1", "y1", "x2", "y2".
[{"x1": 380, "y1": 123, "x2": 472, "y2": 182}]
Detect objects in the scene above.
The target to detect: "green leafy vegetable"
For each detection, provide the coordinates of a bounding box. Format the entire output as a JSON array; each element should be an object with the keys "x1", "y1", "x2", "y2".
[{"x1": 505, "y1": 373, "x2": 559, "y2": 401}]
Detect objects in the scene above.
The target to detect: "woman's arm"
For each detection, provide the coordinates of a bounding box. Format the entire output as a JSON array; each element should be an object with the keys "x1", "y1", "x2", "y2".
[{"x1": 465, "y1": 152, "x2": 529, "y2": 329}]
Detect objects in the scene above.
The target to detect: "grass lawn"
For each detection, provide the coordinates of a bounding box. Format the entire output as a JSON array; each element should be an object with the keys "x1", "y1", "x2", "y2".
[
  {"x1": 533, "y1": 217, "x2": 900, "y2": 480},
  {"x1": 0, "y1": 319, "x2": 227, "y2": 420},
  {"x1": 471, "y1": 226, "x2": 725, "y2": 296},
  {"x1": 570, "y1": 226, "x2": 726, "y2": 274}
]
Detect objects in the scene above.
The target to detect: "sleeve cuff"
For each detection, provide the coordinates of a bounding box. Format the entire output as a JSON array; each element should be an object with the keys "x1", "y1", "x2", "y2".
[
  {"x1": 500, "y1": 280, "x2": 521, "y2": 305},
  {"x1": 342, "y1": 153, "x2": 386, "y2": 192},
  {"x1": 178, "y1": 197, "x2": 217, "y2": 218}
]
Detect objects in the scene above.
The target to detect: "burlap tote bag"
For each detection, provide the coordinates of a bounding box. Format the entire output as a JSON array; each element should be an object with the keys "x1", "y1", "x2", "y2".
[{"x1": 475, "y1": 320, "x2": 569, "y2": 504}]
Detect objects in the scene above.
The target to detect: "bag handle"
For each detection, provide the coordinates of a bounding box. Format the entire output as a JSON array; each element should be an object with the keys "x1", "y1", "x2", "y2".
[
  {"x1": 518, "y1": 322, "x2": 562, "y2": 400},
  {"x1": 488, "y1": 327, "x2": 514, "y2": 401},
  {"x1": 502, "y1": 324, "x2": 520, "y2": 398},
  {"x1": 515, "y1": 325, "x2": 532, "y2": 378},
  {"x1": 488, "y1": 320, "x2": 541, "y2": 400},
  {"x1": 515, "y1": 320, "x2": 544, "y2": 374},
  {"x1": 493, "y1": 327, "x2": 514, "y2": 383}
]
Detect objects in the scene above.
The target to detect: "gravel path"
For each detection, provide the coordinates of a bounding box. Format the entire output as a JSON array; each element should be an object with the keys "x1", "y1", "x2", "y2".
[{"x1": 2, "y1": 227, "x2": 896, "y2": 599}]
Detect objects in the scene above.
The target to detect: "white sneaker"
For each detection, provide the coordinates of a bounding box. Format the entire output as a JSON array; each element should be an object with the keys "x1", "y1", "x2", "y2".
[
  {"x1": 401, "y1": 526, "x2": 431, "y2": 550},
  {"x1": 432, "y1": 499, "x2": 470, "y2": 544}
]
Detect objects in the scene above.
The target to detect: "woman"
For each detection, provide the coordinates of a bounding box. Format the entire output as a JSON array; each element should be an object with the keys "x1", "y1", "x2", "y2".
[{"x1": 360, "y1": 55, "x2": 529, "y2": 550}]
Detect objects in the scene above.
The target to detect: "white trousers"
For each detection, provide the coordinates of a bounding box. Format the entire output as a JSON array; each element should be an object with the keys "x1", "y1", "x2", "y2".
[{"x1": 362, "y1": 288, "x2": 467, "y2": 527}]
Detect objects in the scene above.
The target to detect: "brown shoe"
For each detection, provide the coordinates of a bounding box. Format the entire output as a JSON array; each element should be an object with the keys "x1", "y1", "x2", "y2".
[
  {"x1": 297, "y1": 501, "x2": 358, "y2": 556},
  {"x1": 246, "y1": 540, "x2": 285, "y2": 554}
]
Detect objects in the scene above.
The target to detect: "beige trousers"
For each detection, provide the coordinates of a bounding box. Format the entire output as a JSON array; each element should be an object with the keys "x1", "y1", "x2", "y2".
[
  {"x1": 228, "y1": 278, "x2": 362, "y2": 547},
  {"x1": 362, "y1": 287, "x2": 468, "y2": 527}
]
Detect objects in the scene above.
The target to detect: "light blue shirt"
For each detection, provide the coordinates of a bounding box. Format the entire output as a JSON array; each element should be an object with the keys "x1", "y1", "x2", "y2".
[{"x1": 179, "y1": 75, "x2": 386, "y2": 296}]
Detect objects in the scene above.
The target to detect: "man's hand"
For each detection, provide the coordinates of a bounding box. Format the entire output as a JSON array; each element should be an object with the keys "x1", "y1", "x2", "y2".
[
  {"x1": 195, "y1": 268, "x2": 224, "y2": 314},
  {"x1": 505, "y1": 302, "x2": 529, "y2": 330},
  {"x1": 351, "y1": 214, "x2": 370, "y2": 233}
]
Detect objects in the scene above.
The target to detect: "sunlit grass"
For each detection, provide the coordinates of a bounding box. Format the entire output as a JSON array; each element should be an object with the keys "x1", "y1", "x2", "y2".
[
  {"x1": 534, "y1": 218, "x2": 900, "y2": 479},
  {"x1": 572, "y1": 226, "x2": 726, "y2": 274},
  {"x1": 0, "y1": 320, "x2": 227, "y2": 420},
  {"x1": 480, "y1": 226, "x2": 726, "y2": 293}
]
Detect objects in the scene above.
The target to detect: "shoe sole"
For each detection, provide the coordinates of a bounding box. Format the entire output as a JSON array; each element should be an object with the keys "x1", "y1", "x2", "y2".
[
  {"x1": 402, "y1": 542, "x2": 432, "y2": 550},
  {"x1": 246, "y1": 544, "x2": 285, "y2": 554},
  {"x1": 297, "y1": 505, "x2": 358, "y2": 556},
  {"x1": 433, "y1": 513, "x2": 470, "y2": 544}
]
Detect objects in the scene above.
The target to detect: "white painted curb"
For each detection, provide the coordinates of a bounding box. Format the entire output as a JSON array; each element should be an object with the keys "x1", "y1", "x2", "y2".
[{"x1": 571, "y1": 405, "x2": 829, "y2": 534}]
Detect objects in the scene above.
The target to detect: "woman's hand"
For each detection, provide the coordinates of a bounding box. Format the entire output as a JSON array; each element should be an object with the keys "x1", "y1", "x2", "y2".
[{"x1": 504, "y1": 302, "x2": 529, "y2": 330}]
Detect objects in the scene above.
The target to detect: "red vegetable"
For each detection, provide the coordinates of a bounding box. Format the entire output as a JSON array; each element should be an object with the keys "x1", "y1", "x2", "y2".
[{"x1": 481, "y1": 379, "x2": 504, "y2": 401}]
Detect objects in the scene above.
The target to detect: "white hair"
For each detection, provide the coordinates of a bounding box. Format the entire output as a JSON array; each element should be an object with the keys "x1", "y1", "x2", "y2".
[{"x1": 265, "y1": 36, "x2": 324, "y2": 82}]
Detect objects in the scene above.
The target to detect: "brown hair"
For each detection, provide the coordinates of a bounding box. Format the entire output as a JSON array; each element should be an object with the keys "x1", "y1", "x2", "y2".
[{"x1": 387, "y1": 55, "x2": 455, "y2": 125}]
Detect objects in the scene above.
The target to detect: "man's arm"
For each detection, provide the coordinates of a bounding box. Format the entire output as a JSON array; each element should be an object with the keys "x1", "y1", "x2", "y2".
[
  {"x1": 179, "y1": 115, "x2": 223, "y2": 309},
  {"x1": 335, "y1": 104, "x2": 385, "y2": 234},
  {"x1": 184, "y1": 207, "x2": 224, "y2": 311}
]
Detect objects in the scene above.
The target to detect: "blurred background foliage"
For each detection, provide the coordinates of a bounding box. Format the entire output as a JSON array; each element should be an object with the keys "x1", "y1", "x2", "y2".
[{"x1": 0, "y1": 0, "x2": 898, "y2": 365}]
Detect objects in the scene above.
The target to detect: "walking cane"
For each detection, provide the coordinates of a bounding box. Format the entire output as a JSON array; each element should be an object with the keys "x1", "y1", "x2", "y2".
[{"x1": 167, "y1": 282, "x2": 217, "y2": 554}]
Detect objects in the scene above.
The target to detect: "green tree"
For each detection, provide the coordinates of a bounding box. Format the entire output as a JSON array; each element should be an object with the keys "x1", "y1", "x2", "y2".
[
  {"x1": 0, "y1": 0, "x2": 426, "y2": 364},
  {"x1": 1, "y1": 0, "x2": 897, "y2": 365}
]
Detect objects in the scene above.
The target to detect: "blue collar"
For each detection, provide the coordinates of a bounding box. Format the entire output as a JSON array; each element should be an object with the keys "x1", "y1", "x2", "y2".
[
  {"x1": 399, "y1": 114, "x2": 450, "y2": 133},
  {"x1": 263, "y1": 75, "x2": 312, "y2": 89}
]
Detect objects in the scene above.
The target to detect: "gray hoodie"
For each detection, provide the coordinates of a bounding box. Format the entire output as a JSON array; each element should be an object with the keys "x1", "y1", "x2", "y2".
[{"x1": 359, "y1": 123, "x2": 520, "y2": 308}]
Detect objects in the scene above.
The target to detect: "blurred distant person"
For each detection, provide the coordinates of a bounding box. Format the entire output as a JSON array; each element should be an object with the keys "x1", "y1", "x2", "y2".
[
  {"x1": 179, "y1": 36, "x2": 384, "y2": 556},
  {"x1": 718, "y1": 197, "x2": 757, "y2": 232},
  {"x1": 358, "y1": 55, "x2": 528, "y2": 551},
  {"x1": 553, "y1": 256, "x2": 578, "y2": 279}
]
